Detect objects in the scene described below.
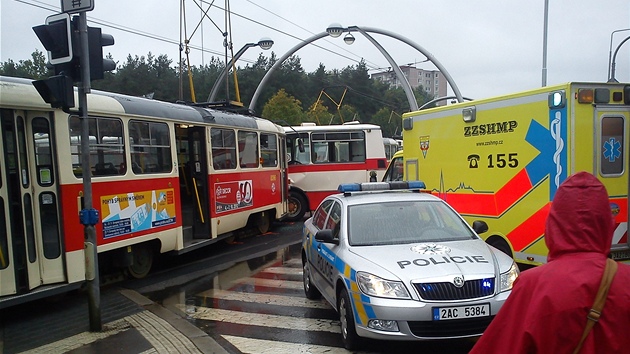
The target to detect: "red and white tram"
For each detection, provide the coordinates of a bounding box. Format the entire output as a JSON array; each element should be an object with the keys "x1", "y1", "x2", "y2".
[
  {"x1": 0, "y1": 76, "x2": 288, "y2": 308},
  {"x1": 284, "y1": 122, "x2": 388, "y2": 221}
]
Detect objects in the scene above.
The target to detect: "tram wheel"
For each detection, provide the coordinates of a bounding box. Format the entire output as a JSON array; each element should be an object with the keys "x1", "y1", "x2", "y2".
[
  {"x1": 126, "y1": 244, "x2": 154, "y2": 279},
  {"x1": 256, "y1": 211, "x2": 271, "y2": 234}
]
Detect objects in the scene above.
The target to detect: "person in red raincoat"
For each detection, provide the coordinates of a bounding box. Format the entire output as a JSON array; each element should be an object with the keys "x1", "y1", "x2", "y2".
[{"x1": 470, "y1": 171, "x2": 630, "y2": 354}]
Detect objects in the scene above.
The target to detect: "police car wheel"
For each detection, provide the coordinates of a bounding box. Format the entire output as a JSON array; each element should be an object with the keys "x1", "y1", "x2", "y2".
[
  {"x1": 303, "y1": 262, "x2": 321, "y2": 299},
  {"x1": 339, "y1": 288, "x2": 360, "y2": 350}
]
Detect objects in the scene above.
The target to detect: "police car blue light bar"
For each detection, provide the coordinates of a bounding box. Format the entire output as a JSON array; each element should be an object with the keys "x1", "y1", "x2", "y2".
[{"x1": 338, "y1": 181, "x2": 426, "y2": 193}]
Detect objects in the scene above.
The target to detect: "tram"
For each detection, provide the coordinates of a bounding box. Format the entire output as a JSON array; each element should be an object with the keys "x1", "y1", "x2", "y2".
[{"x1": 0, "y1": 76, "x2": 288, "y2": 308}]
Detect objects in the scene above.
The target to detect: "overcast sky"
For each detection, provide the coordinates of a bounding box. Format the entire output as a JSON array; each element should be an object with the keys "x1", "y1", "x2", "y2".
[{"x1": 1, "y1": 0, "x2": 629, "y2": 101}]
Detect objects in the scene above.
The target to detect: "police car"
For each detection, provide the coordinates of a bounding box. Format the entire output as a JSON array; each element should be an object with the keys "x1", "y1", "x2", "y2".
[{"x1": 301, "y1": 181, "x2": 519, "y2": 349}]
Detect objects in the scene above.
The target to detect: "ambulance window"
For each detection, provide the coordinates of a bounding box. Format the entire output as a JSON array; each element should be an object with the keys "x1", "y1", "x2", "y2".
[{"x1": 600, "y1": 116, "x2": 624, "y2": 176}]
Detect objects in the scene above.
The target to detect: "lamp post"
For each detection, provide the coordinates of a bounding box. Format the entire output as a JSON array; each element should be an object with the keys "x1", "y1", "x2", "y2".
[
  {"x1": 607, "y1": 29, "x2": 630, "y2": 82},
  {"x1": 208, "y1": 38, "x2": 273, "y2": 102},
  {"x1": 248, "y1": 24, "x2": 463, "y2": 113},
  {"x1": 608, "y1": 35, "x2": 630, "y2": 83}
]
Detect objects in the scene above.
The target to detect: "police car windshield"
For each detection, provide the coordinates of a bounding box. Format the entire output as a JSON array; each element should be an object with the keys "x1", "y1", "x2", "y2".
[{"x1": 347, "y1": 200, "x2": 476, "y2": 246}]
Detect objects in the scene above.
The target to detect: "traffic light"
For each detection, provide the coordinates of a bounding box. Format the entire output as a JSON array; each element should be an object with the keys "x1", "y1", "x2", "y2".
[
  {"x1": 87, "y1": 26, "x2": 116, "y2": 80},
  {"x1": 32, "y1": 75, "x2": 75, "y2": 109},
  {"x1": 33, "y1": 14, "x2": 116, "y2": 83},
  {"x1": 33, "y1": 13, "x2": 73, "y2": 65},
  {"x1": 32, "y1": 13, "x2": 116, "y2": 109}
]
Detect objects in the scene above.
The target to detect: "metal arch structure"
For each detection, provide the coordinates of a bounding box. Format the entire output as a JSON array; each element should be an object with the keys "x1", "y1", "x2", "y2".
[{"x1": 248, "y1": 25, "x2": 464, "y2": 113}]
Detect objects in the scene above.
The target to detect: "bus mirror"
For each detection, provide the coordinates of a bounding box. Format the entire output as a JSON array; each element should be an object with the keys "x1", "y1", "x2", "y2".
[{"x1": 298, "y1": 138, "x2": 305, "y2": 153}]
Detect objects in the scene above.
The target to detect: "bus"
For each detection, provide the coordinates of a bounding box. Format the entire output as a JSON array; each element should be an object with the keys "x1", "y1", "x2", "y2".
[
  {"x1": 283, "y1": 122, "x2": 388, "y2": 221},
  {"x1": 0, "y1": 76, "x2": 288, "y2": 308},
  {"x1": 382, "y1": 137, "x2": 401, "y2": 161},
  {"x1": 400, "y1": 82, "x2": 630, "y2": 266}
]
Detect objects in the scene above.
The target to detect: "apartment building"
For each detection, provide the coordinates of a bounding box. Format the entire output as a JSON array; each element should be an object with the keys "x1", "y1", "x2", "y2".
[{"x1": 371, "y1": 66, "x2": 448, "y2": 105}]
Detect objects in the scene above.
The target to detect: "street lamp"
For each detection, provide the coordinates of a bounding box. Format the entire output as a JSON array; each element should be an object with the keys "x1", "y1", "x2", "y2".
[
  {"x1": 326, "y1": 23, "x2": 344, "y2": 38},
  {"x1": 343, "y1": 33, "x2": 355, "y2": 45},
  {"x1": 207, "y1": 38, "x2": 274, "y2": 102}
]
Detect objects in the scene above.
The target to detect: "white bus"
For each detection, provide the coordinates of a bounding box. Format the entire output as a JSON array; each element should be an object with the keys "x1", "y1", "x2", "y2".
[{"x1": 284, "y1": 122, "x2": 388, "y2": 221}]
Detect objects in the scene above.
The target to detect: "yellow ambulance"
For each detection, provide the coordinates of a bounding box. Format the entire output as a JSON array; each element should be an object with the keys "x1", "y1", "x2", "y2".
[{"x1": 401, "y1": 82, "x2": 630, "y2": 266}]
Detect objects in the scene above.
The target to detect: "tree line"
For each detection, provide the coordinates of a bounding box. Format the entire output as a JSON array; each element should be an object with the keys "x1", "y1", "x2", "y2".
[{"x1": 0, "y1": 50, "x2": 435, "y2": 137}]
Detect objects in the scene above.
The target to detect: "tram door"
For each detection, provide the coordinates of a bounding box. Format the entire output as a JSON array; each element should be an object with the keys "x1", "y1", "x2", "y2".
[
  {"x1": 0, "y1": 110, "x2": 64, "y2": 297},
  {"x1": 279, "y1": 135, "x2": 288, "y2": 215},
  {"x1": 187, "y1": 126, "x2": 210, "y2": 238}
]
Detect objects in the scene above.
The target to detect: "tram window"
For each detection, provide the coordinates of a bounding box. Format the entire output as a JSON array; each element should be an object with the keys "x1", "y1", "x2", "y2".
[
  {"x1": 129, "y1": 121, "x2": 172, "y2": 174},
  {"x1": 0, "y1": 200, "x2": 7, "y2": 269},
  {"x1": 39, "y1": 192, "x2": 60, "y2": 259},
  {"x1": 24, "y1": 194, "x2": 36, "y2": 263},
  {"x1": 17, "y1": 117, "x2": 29, "y2": 188},
  {"x1": 32, "y1": 117, "x2": 54, "y2": 186},
  {"x1": 600, "y1": 116, "x2": 624, "y2": 176},
  {"x1": 260, "y1": 133, "x2": 278, "y2": 167},
  {"x1": 238, "y1": 131, "x2": 259, "y2": 168},
  {"x1": 69, "y1": 116, "x2": 125, "y2": 177},
  {"x1": 211, "y1": 128, "x2": 237, "y2": 170}
]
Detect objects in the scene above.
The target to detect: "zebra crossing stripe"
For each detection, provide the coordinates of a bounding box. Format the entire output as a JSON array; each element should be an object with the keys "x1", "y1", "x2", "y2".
[
  {"x1": 184, "y1": 307, "x2": 339, "y2": 333},
  {"x1": 197, "y1": 289, "x2": 333, "y2": 309},
  {"x1": 229, "y1": 277, "x2": 304, "y2": 290},
  {"x1": 261, "y1": 267, "x2": 303, "y2": 275},
  {"x1": 221, "y1": 335, "x2": 349, "y2": 354}
]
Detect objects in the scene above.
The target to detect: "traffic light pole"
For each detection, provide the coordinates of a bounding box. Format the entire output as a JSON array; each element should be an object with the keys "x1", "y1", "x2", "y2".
[{"x1": 77, "y1": 11, "x2": 101, "y2": 332}]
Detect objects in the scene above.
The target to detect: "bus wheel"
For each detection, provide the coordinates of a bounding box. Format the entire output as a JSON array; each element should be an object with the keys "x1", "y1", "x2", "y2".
[
  {"x1": 127, "y1": 244, "x2": 153, "y2": 279},
  {"x1": 287, "y1": 191, "x2": 307, "y2": 221},
  {"x1": 256, "y1": 211, "x2": 271, "y2": 234}
]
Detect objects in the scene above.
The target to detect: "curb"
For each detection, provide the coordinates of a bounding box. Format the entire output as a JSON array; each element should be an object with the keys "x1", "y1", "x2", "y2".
[{"x1": 119, "y1": 289, "x2": 229, "y2": 354}]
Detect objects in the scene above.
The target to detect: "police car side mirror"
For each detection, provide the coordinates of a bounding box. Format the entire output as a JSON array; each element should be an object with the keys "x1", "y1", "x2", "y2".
[
  {"x1": 472, "y1": 220, "x2": 489, "y2": 235},
  {"x1": 315, "y1": 229, "x2": 339, "y2": 245}
]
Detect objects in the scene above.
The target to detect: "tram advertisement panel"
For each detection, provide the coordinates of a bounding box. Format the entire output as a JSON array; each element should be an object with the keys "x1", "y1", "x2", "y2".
[
  {"x1": 215, "y1": 180, "x2": 253, "y2": 213},
  {"x1": 101, "y1": 189, "x2": 177, "y2": 238}
]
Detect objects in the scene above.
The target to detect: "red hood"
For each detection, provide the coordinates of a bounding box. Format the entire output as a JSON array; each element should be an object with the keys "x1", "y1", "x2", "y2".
[{"x1": 545, "y1": 171, "x2": 614, "y2": 261}]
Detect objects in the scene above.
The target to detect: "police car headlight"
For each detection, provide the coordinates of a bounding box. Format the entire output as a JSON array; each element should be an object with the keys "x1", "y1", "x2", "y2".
[
  {"x1": 356, "y1": 272, "x2": 410, "y2": 299},
  {"x1": 499, "y1": 262, "x2": 519, "y2": 292}
]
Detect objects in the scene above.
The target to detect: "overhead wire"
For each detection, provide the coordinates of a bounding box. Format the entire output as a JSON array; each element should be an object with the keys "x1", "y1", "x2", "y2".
[
  {"x1": 242, "y1": 0, "x2": 382, "y2": 70},
  {"x1": 17, "y1": 0, "x2": 393, "y2": 71}
]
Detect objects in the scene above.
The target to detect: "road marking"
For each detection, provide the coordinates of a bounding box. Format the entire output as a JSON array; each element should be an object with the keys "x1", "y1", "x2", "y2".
[
  {"x1": 197, "y1": 289, "x2": 333, "y2": 309},
  {"x1": 183, "y1": 306, "x2": 339, "y2": 333},
  {"x1": 262, "y1": 266, "x2": 303, "y2": 275},
  {"x1": 221, "y1": 335, "x2": 350, "y2": 354},
  {"x1": 230, "y1": 277, "x2": 304, "y2": 290}
]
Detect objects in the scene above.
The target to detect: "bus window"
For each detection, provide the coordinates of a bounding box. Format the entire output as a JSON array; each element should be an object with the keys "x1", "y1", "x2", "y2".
[
  {"x1": 286, "y1": 133, "x2": 310, "y2": 164},
  {"x1": 129, "y1": 120, "x2": 172, "y2": 174},
  {"x1": 311, "y1": 131, "x2": 366, "y2": 163},
  {"x1": 211, "y1": 128, "x2": 237, "y2": 170},
  {"x1": 70, "y1": 116, "x2": 124, "y2": 177}
]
